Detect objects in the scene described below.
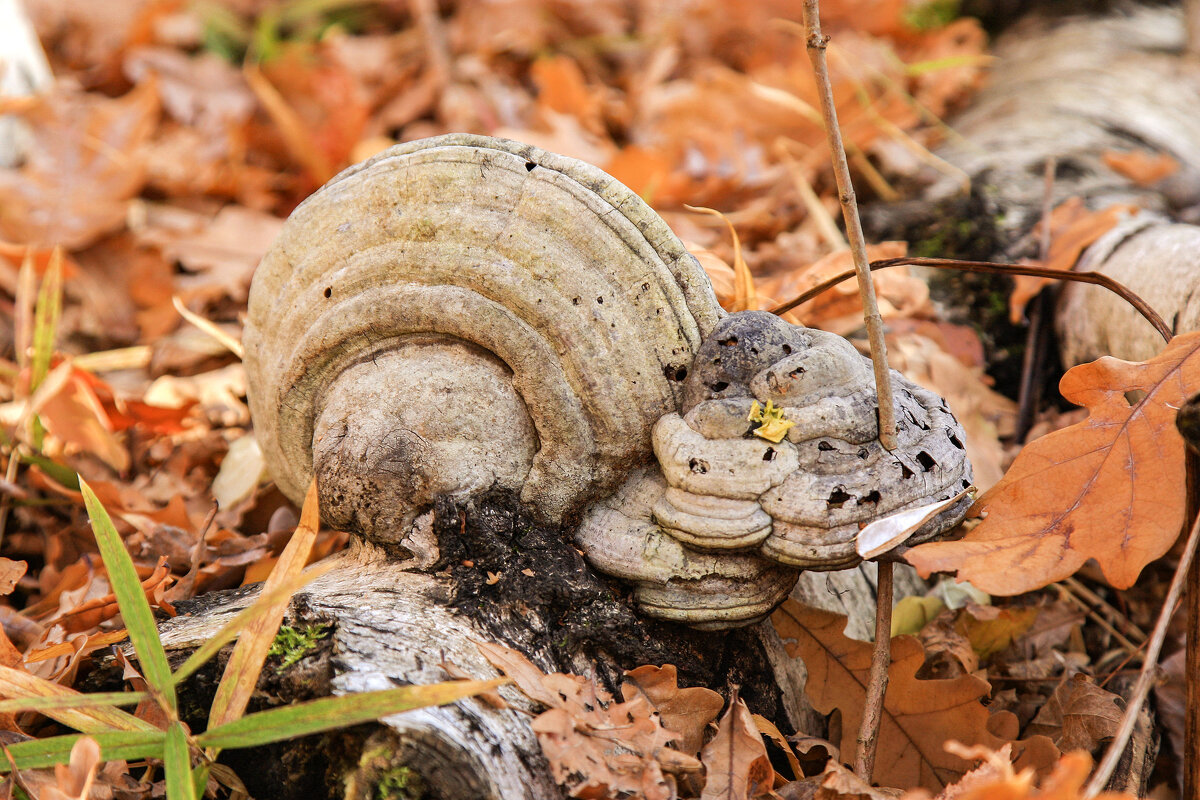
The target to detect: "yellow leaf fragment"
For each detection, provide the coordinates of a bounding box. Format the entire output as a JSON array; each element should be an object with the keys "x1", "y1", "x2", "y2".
[{"x1": 748, "y1": 400, "x2": 794, "y2": 443}]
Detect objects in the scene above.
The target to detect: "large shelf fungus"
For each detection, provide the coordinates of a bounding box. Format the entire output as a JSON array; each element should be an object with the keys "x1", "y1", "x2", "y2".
[{"x1": 244, "y1": 135, "x2": 974, "y2": 631}]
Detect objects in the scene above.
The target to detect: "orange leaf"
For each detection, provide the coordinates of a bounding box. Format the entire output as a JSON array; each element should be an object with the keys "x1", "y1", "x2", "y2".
[
  {"x1": 1008, "y1": 199, "x2": 1137, "y2": 323},
  {"x1": 1102, "y1": 149, "x2": 1179, "y2": 187},
  {"x1": 771, "y1": 601, "x2": 1058, "y2": 792},
  {"x1": 699, "y1": 692, "x2": 775, "y2": 800},
  {"x1": 622, "y1": 664, "x2": 724, "y2": 756},
  {"x1": 906, "y1": 332, "x2": 1199, "y2": 594}
]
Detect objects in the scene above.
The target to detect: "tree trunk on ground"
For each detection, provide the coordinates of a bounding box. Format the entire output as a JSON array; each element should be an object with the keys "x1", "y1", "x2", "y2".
[
  {"x1": 869, "y1": 6, "x2": 1200, "y2": 367},
  {"x1": 156, "y1": 493, "x2": 922, "y2": 800}
]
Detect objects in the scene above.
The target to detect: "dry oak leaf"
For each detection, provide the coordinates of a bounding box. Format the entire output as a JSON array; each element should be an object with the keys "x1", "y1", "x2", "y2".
[
  {"x1": 906, "y1": 332, "x2": 1200, "y2": 595},
  {"x1": 1008, "y1": 199, "x2": 1138, "y2": 324},
  {"x1": 0, "y1": 80, "x2": 159, "y2": 249},
  {"x1": 1102, "y1": 149, "x2": 1179, "y2": 187},
  {"x1": 771, "y1": 601, "x2": 1058, "y2": 792},
  {"x1": 623, "y1": 664, "x2": 725, "y2": 757},
  {"x1": 903, "y1": 745, "x2": 1137, "y2": 800},
  {"x1": 1025, "y1": 674, "x2": 1122, "y2": 754},
  {"x1": 479, "y1": 642, "x2": 701, "y2": 800},
  {"x1": 700, "y1": 692, "x2": 776, "y2": 800}
]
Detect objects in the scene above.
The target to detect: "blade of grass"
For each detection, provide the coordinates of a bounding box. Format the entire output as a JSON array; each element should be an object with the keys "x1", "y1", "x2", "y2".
[
  {"x1": 30, "y1": 248, "x2": 63, "y2": 394},
  {"x1": 208, "y1": 478, "x2": 319, "y2": 730},
  {"x1": 172, "y1": 560, "x2": 335, "y2": 686},
  {"x1": 0, "y1": 666, "x2": 155, "y2": 733},
  {"x1": 81, "y1": 479, "x2": 176, "y2": 715},
  {"x1": 164, "y1": 721, "x2": 196, "y2": 800},
  {"x1": 0, "y1": 731, "x2": 164, "y2": 771},
  {"x1": 0, "y1": 691, "x2": 146, "y2": 714},
  {"x1": 18, "y1": 450, "x2": 79, "y2": 491},
  {"x1": 197, "y1": 679, "x2": 505, "y2": 751}
]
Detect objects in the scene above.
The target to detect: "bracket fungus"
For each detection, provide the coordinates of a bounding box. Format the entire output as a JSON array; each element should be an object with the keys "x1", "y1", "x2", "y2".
[{"x1": 244, "y1": 134, "x2": 974, "y2": 630}]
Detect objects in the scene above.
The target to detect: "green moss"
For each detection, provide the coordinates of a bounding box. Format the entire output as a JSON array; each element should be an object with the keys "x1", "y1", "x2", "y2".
[
  {"x1": 268, "y1": 623, "x2": 330, "y2": 673},
  {"x1": 376, "y1": 766, "x2": 425, "y2": 800}
]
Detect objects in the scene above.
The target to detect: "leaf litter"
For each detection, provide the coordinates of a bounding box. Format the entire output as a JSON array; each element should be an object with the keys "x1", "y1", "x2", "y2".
[{"x1": 0, "y1": 0, "x2": 1187, "y2": 797}]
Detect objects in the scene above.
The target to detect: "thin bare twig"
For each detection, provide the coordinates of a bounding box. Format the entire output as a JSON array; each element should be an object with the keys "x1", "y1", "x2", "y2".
[
  {"x1": 1015, "y1": 158, "x2": 1056, "y2": 442},
  {"x1": 1084, "y1": 511, "x2": 1200, "y2": 796},
  {"x1": 803, "y1": 0, "x2": 898, "y2": 451},
  {"x1": 855, "y1": 560, "x2": 893, "y2": 781},
  {"x1": 770, "y1": 257, "x2": 1172, "y2": 343},
  {"x1": 1178, "y1": 393, "x2": 1200, "y2": 800}
]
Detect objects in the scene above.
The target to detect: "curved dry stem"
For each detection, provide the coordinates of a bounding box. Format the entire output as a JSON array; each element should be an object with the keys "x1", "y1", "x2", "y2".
[{"x1": 769, "y1": 257, "x2": 1172, "y2": 343}]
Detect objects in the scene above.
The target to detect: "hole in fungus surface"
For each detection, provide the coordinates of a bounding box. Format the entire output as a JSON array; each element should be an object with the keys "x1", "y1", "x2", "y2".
[
  {"x1": 525, "y1": 160, "x2": 536, "y2": 171},
  {"x1": 859, "y1": 490, "x2": 881, "y2": 505},
  {"x1": 827, "y1": 487, "x2": 852, "y2": 508},
  {"x1": 916, "y1": 451, "x2": 937, "y2": 472},
  {"x1": 790, "y1": 367, "x2": 805, "y2": 378},
  {"x1": 948, "y1": 431, "x2": 964, "y2": 449},
  {"x1": 572, "y1": 297, "x2": 580, "y2": 305},
  {"x1": 763, "y1": 448, "x2": 777, "y2": 462},
  {"x1": 900, "y1": 463, "x2": 915, "y2": 480},
  {"x1": 817, "y1": 441, "x2": 834, "y2": 452},
  {"x1": 961, "y1": 479, "x2": 971, "y2": 490},
  {"x1": 857, "y1": 448, "x2": 869, "y2": 459},
  {"x1": 782, "y1": 344, "x2": 792, "y2": 354},
  {"x1": 720, "y1": 336, "x2": 739, "y2": 347},
  {"x1": 596, "y1": 296, "x2": 604, "y2": 304},
  {"x1": 688, "y1": 458, "x2": 709, "y2": 474},
  {"x1": 709, "y1": 381, "x2": 729, "y2": 393},
  {"x1": 641, "y1": 282, "x2": 650, "y2": 291},
  {"x1": 323, "y1": 287, "x2": 332, "y2": 298},
  {"x1": 664, "y1": 365, "x2": 688, "y2": 382}
]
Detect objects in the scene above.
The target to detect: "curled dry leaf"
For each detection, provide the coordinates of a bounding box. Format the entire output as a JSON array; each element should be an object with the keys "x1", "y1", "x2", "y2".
[
  {"x1": 1025, "y1": 674, "x2": 1123, "y2": 755},
  {"x1": 771, "y1": 601, "x2": 1059, "y2": 791},
  {"x1": 901, "y1": 745, "x2": 1138, "y2": 800},
  {"x1": 479, "y1": 642, "x2": 702, "y2": 800},
  {"x1": 699, "y1": 692, "x2": 775, "y2": 800},
  {"x1": 907, "y1": 332, "x2": 1200, "y2": 595},
  {"x1": 0, "y1": 81, "x2": 158, "y2": 249},
  {"x1": 856, "y1": 488, "x2": 974, "y2": 560},
  {"x1": 1101, "y1": 149, "x2": 1179, "y2": 187},
  {"x1": 622, "y1": 664, "x2": 725, "y2": 757},
  {"x1": 1008, "y1": 199, "x2": 1137, "y2": 323}
]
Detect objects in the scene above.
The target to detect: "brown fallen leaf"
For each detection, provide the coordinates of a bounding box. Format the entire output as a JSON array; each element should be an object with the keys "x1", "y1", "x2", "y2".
[
  {"x1": 901, "y1": 745, "x2": 1138, "y2": 800},
  {"x1": 479, "y1": 642, "x2": 702, "y2": 800},
  {"x1": 700, "y1": 690, "x2": 775, "y2": 800},
  {"x1": 1025, "y1": 674, "x2": 1122, "y2": 755},
  {"x1": 1008, "y1": 199, "x2": 1138, "y2": 324},
  {"x1": 1102, "y1": 149, "x2": 1179, "y2": 187},
  {"x1": 771, "y1": 601, "x2": 1059, "y2": 791},
  {"x1": 623, "y1": 664, "x2": 725, "y2": 757},
  {"x1": 0, "y1": 81, "x2": 158, "y2": 249},
  {"x1": 906, "y1": 332, "x2": 1200, "y2": 595}
]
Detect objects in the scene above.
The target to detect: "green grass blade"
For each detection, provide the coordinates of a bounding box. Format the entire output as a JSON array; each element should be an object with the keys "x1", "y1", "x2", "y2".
[
  {"x1": 17, "y1": 451, "x2": 79, "y2": 491},
  {"x1": 0, "y1": 691, "x2": 146, "y2": 715},
  {"x1": 196, "y1": 679, "x2": 504, "y2": 751},
  {"x1": 29, "y1": 249, "x2": 62, "y2": 393},
  {"x1": 164, "y1": 722, "x2": 196, "y2": 800},
  {"x1": 171, "y1": 561, "x2": 334, "y2": 686},
  {"x1": 80, "y1": 479, "x2": 176, "y2": 715},
  {"x1": 0, "y1": 665, "x2": 155, "y2": 733},
  {"x1": 1, "y1": 731, "x2": 164, "y2": 771}
]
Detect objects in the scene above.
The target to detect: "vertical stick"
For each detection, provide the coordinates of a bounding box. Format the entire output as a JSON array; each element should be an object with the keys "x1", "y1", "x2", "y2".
[
  {"x1": 803, "y1": 0, "x2": 898, "y2": 450},
  {"x1": 1180, "y1": 393, "x2": 1200, "y2": 800},
  {"x1": 855, "y1": 560, "x2": 893, "y2": 782}
]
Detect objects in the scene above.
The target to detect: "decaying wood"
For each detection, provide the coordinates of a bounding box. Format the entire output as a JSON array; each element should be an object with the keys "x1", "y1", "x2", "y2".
[{"x1": 157, "y1": 501, "x2": 926, "y2": 800}]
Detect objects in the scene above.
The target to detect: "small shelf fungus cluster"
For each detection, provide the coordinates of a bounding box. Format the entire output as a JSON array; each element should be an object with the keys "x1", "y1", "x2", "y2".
[{"x1": 244, "y1": 134, "x2": 974, "y2": 631}]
